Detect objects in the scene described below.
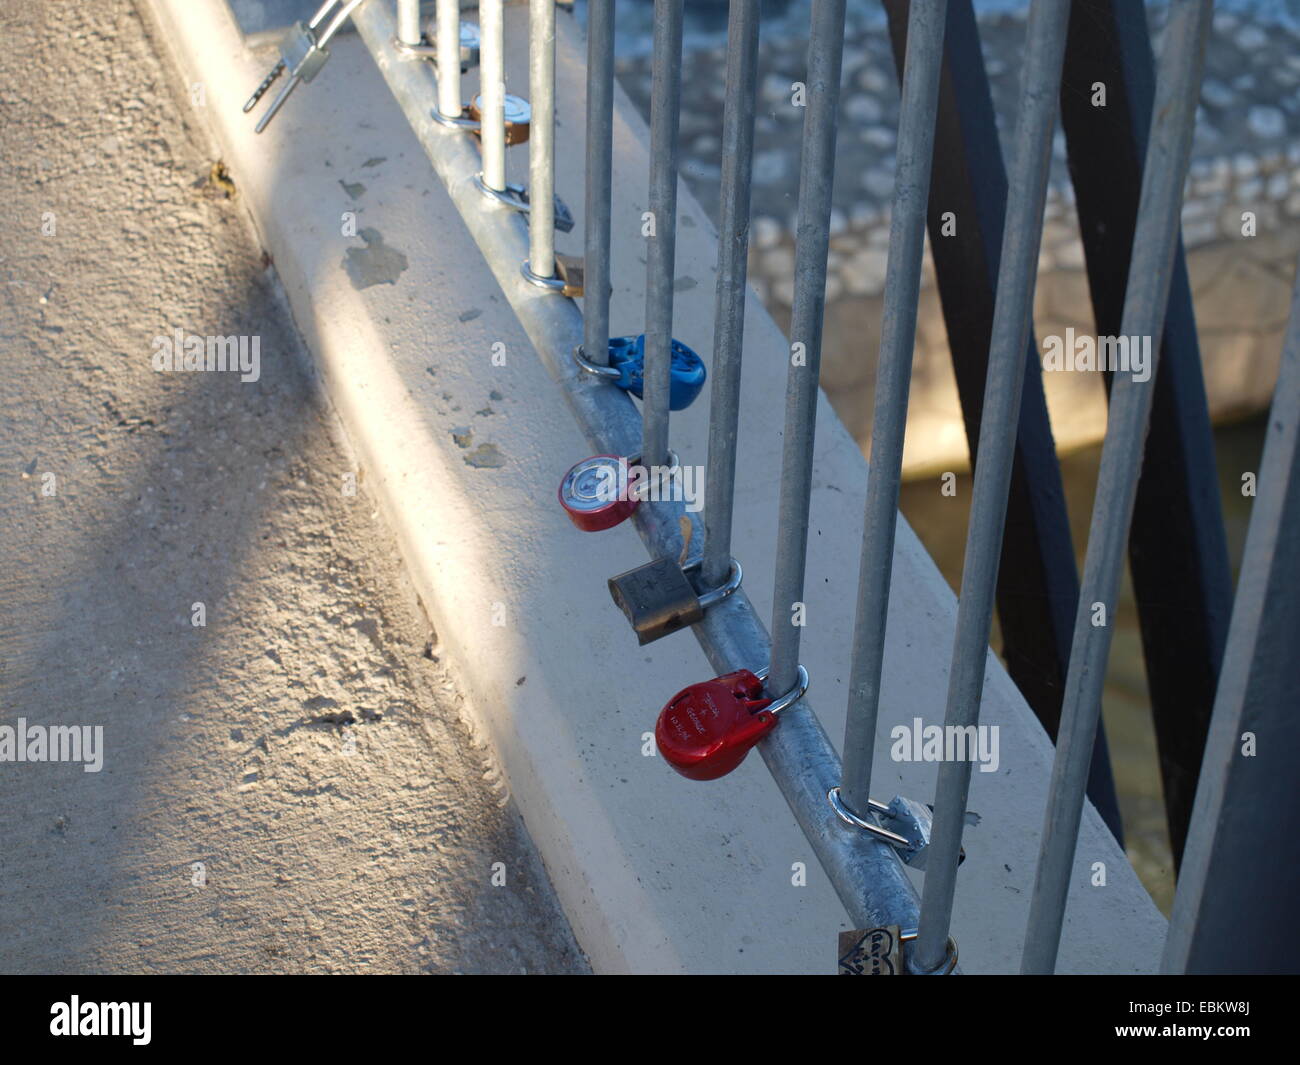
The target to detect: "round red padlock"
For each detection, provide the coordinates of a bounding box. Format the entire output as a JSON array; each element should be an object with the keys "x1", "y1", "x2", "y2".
[
  {"x1": 655, "y1": 669, "x2": 778, "y2": 780},
  {"x1": 558, "y1": 454, "x2": 639, "y2": 532}
]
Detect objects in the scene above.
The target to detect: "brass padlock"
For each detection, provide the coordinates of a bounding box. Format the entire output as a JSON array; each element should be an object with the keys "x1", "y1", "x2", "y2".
[
  {"x1": 838, "y1": 926, "x2": 904, "y2": 975},
  {"x1": 468, "y1": 93, "x2": 531, "y2": 145},
  {"x1": 554, "y1": 254, "x2": 585, "y2": 298},
  {"x1": 608, "y1": 558, "x2": 742, "y2": 645}
]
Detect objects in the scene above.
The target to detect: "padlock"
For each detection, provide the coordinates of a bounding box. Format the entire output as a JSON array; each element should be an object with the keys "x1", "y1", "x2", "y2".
[
  {"x1": 468, "y1": 93, "x2": 532, "y2": 145},
  {"x1": 422, "y1": 18, "x2": 481, "y2": 70},
  {"x1": 474, "y1": 175, "x2": 575, "y2": 234},
  {"x1": 518, "y1": 186, "x2": 575, "y2": 233},
  {"x1": 826, "y1": 788, "x2": 969, "y2": 868},
  {"x1": 523, "y1": 254, "x2": 584, "y2": 298},
  {"x1": 608, "y1": 558, "x2": 742, "y2": 645},
  {"x1": 655, "y1": 664, "x2": 809, "y2": 780},
  {"x1": 838, "y1": 926, "x2": 904, "y2": 975},
  {"x1": 557, "y1": 455, "x2": 639, "y2": 532},
  {"x1": 553, "y1": 254, "x2": 585, "y2": 298},
  {"x1": 244, "y1": 15, "x2": 334, "y2": 134},
  {"x1": 607, "y1": 335, "x2": 707, "y2": 411}
]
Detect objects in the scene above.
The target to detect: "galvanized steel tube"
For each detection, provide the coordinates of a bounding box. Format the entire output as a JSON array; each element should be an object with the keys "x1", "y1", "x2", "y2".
[
  {"x1": 528, "y1": 0, "x2": 556, "y2": 278},
  {"x1": 837, "y1": 0, "x2": 947, "y2": 810},
  {"x1": 767, "y1": 0, "x2": 850, "y2": 696},
  {"x1": 583, "y1": 0, "x2": 615, "y2": 369},
  {"x1": 435, "y1": 0, "x2": 462, "y2": 118},
  {"x1": 480, "y1": 0, "x2": 507, "y2": 191},
  {"x1": 910, "y1": 0, "x2": 1071, "y2": 975},
  {"x1": 641, "y1": 0, "x2": 686, "y2": 468},
  {"x1": 701, "y1": 0, "x2": 761, "y2": 588},
  {"x1": 396, "y1": 0, "x2": 420, "y2": 46},
  {"x1": 1021, "y1": 0, "x2": 1214, "y2": 975}
]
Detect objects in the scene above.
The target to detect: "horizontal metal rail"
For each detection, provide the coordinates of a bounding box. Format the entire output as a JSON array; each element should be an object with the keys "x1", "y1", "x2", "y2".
[{"x1": 349, "y1": 0, "x2": 923, "y2": 936}]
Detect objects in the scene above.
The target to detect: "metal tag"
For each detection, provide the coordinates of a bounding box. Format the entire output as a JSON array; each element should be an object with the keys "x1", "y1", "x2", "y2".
[
  {"x1": 608, "y1": 557, "x2": 704, "y2": 645},
  {"x1": 838, "y1": 926, "x2": 903, "y2": 975}
]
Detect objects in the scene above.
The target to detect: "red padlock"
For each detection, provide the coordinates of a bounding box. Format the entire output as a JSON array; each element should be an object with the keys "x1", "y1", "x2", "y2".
[
  {"x1": 655, "y1": 666, "x2": 808, "y2": 780},
  {"x1": 557, "y1": 454, "x2": 639, "y2": 532}
]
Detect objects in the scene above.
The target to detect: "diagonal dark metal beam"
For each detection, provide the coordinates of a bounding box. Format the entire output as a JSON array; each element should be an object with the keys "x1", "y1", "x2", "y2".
[
  {"x1": 882, "y1": 0, "x2": 1124, "y2": 841},
  {"x1": 1059, "y1": 0, "x2": 1233, "y2": 869}
]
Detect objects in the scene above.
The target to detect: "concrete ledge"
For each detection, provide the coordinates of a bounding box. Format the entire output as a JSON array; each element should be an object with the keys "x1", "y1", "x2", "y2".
[{"x1": 141, "y1": 0, "x2": 1166, "y2": 973}]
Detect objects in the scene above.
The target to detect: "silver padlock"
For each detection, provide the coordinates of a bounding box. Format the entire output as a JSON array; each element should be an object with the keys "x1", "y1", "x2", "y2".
[
  {"x1": 244, "y1": 0, "x2": 352, "y2": 134},
  {"x1": 607, "y1": 558, "x2": 742, "y2": 645},
  {"x1": 828, "y1": 788, "x2": 973, "y2": 869},
  {"x1": 422, "y1": 18, "x2": 481, "y2": 71}
]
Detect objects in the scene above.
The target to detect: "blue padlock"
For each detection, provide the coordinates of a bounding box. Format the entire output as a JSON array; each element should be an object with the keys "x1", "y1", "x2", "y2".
[{"x1": 604, "y1": 335, "x2": 706, "y2": 411}]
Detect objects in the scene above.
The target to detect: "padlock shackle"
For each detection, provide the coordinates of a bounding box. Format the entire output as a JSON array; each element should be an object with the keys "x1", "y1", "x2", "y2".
[
  {"x1": 684, "y1": 558, "x2": 743, "y2": 610},
  {"x1": 753, "y1": 663, "x2": 809, "y2": 717},
  {"x1": 572, "y1": 343, "x2": 622, "y2": 380},
  {"x1": 826, "y1": 786, "x2": 912, "y2": 848}
]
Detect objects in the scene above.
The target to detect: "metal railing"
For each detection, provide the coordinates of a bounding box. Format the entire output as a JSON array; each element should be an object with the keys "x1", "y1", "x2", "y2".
[{"x1": 252, "y1": 0, "x2": 1300, "y2": 974}]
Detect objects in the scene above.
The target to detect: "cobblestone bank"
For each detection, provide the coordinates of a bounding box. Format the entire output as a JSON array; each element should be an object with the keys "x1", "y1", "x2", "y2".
[{"x1": 615, "y1": 6, "x2": 1300, "y2": 471}]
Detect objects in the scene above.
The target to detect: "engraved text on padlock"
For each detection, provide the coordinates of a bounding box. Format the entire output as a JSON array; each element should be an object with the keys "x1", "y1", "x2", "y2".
[{"x1": 655, "y1": 669, "x2": 777, "y2": 780}]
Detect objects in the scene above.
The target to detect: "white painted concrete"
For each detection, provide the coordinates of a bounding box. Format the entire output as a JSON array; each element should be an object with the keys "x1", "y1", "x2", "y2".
[{"x1": 141, "y1": 0, "x2": 1166, "y2": 973}]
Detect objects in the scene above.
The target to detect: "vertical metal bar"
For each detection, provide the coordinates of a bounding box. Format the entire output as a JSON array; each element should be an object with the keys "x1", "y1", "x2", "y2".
[
  {"x1": 1060, "y1": 0, "x2": 1233, "y2": 866},
  {"x1": 436, "y1": 0, "x2": 462, "y2": 118},
  {"x1": 1161, "y1": 265, "x2": 1300, "y2": 975},
  {"x1": 909, "y1": 0, "x2": 1072, "y2": 975},
  {"x1": 836, "y1": 1, "x2": 947, "y2": 800},
  {"x1": 582, "y1": 0, "x2": 615, "y2": 371},
  {"x1": 641, "y1": 0, "x2": 686, "y2": 468},
  {"x1": 480, "y1": 0, "x2": 507, "y2": 191},
  {"x1": 882, "y1": 0, "x2": 1124, "y2": 842},
  {"x1": 396, "y1": 0, "x2": 421, "y2": 46},
  {"x1": 1021, "y1": 0, "x2": 1213, "y2": 975},
  {"x1": 528, "y1": 0, "x2": 556, "y2": 278},
  {"x1": 701, "y1": 0, "x2": 761, "y2": 588},
  {"x1": 766, "y1": 0, "x2": 851, "y2": 694}
]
